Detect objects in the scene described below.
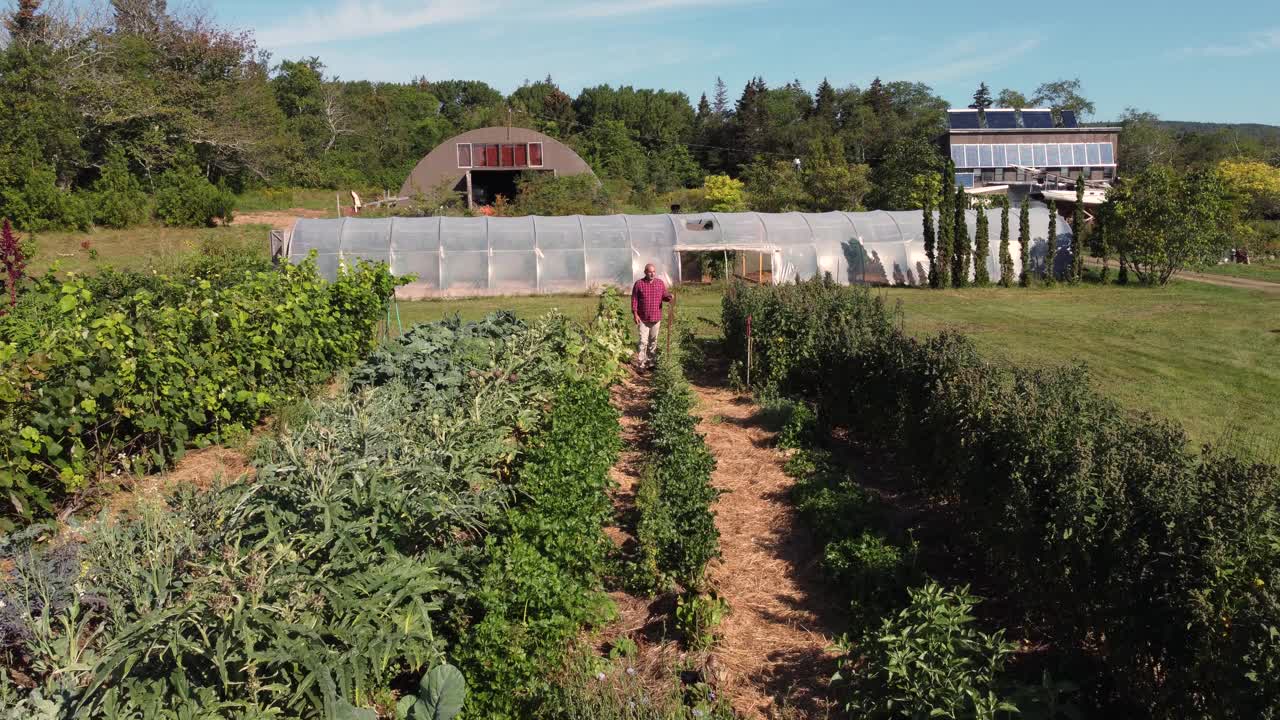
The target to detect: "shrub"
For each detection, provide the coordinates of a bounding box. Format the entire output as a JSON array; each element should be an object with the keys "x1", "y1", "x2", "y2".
[
  {"x1": 0, "y1": 164, "x2": 90, "y2": 231},
  {"x1": 724, "y1": 278, "x2": 1280, "y2": 716},
  {"x1": 0, "y1": 253, "x2": 398, "y2": 525},
  {"x1": 153, "y1": 163, "x2": 235, "y2": 227},
  {"x1": 675, "y1": 591, "x2": 730, "y2": 651},
  {"x1": 822, "y1": 532, "x2": 917, "y2": 622},
  {"x1": 837, "y1": 582, "x2": 1020, "y2": 720},
  {"x1": 88, "y1": 150, "x2": 148, "y2": 228}
]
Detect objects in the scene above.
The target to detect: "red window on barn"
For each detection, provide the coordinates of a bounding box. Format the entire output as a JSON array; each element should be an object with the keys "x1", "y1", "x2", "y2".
[
  {"x1": 515, "y1": 144, "x2": 527, "y2": 166},
  {"x1": 500, "y1": 144, "x2": 515, "y2": 167},
  {"x1": 485, "y1": 145, "x2": 499, "y2": 167},
  {"x1": 528, "y1": 142, "x2": 543, "y2": 167},
  {"x1": 473, "y1": 144, "x2": 487, "y2": 167},
  {"x1": 457, "y1": 143, "x2": 472, "y2": 168}
]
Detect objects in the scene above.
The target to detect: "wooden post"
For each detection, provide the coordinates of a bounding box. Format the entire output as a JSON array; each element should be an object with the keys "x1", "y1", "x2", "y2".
[
  {"x1": 746, "y1": 314, "x2": 752, "y2": 387},
  {"x1": 758, "y1": 252, "x2": 763, "y2": 283},
  {"x1": 740, "y1": 252, "x2": 746, "y2": 279},
  {"x1": 465, "y1": 171, "x2": 474, "y2": 210},
  {"x1": 335, "y1": 192, "x2": 340, "y2": 218}
]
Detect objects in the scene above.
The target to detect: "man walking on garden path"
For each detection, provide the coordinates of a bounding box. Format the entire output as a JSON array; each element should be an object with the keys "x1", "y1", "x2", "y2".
[{"x1": 632, "y1": 263, "x2": 673, "y2": 370}]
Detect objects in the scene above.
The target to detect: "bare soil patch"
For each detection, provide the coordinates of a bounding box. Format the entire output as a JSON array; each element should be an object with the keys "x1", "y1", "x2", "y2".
[{"x1": 232, "y1": 209, "x2": 329, "y2": 231}]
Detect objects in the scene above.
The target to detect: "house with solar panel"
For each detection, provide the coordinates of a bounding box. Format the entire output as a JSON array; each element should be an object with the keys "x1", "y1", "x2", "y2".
[{"x1": 945, "y1": 107, "x2": 1120, "y2": 207}]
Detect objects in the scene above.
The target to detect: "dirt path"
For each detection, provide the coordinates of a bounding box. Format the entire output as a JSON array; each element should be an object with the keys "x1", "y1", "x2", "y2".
[
  {"x1": 691, "y1": 376, "x2": 842, "y2": 719},
  {"x1": 232, "y1": 209, "x2": 330, "y2": 231}
]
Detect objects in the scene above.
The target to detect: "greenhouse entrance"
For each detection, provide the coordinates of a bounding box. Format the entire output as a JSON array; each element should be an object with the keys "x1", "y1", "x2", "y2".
[{"x1": 677, "y1": 249, "x2": 776, "y2": 285}]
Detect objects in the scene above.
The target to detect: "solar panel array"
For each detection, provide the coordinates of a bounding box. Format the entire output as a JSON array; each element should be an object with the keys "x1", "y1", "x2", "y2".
[
  {"x1": 985, "y1": 110, "x2": 1017, "y2": 129},
  {"x1": 1020, "y1": 110, "x2": 1054, "y2": 129},
  {"x1": 951, "y1": 142, "x2": 1116, "y2": 169},
  {"x1": 1059, "y1": 110, "x2": 1079, "y2": 128},
  {"x1": 948, "y1": 110, "x2": 981, "y2": 129}
]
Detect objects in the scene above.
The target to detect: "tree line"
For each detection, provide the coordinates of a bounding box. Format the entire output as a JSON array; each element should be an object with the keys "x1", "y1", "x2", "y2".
[{"x1": 1, "y1": 0, "x2": 1278, "y2": 240}]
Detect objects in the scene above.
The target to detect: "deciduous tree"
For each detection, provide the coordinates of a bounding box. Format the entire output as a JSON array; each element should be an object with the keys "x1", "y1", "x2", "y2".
[{"x1": 1100, "y1": 165, "x2": 1236, "y2": 284}]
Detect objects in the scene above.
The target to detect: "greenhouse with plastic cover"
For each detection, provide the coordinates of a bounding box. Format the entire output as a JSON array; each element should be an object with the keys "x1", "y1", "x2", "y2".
[{"x1": 282, "y1": 207, "x2": 1071, "y2": 298}]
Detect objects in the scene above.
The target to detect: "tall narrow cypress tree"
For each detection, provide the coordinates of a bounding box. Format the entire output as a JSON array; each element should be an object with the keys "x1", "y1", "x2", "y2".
[
  {"x1": 998, "y1": 196, "x2": 1013, "y2": 287},
  {"x1": 1071, "y1": 176, "x2": 1087, "y2": 283},
  {"x1": 952, "y1": 185, "x2": 969, "y2": 287},
  {"x1": 1018, "y1": 200, "x2": 1031, "y2": 287},
  {"x1": 1044, "y1": 199, "x2": 1058, "y2": 284},
  {"x1": 923, "y1": 193, "x2": 937, "y2": 287},
  {"x1": 974, "y1": 201, "x2": 991, "y2": 286},
  {"x1": 935, "y1": 163, "x2": 953, "y2": 288}
]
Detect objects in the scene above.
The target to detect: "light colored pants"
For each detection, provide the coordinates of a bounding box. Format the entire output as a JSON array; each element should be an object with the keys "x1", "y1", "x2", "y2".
[{"x1": 636, "y1": 321, "x2": 660, "y2": 368}]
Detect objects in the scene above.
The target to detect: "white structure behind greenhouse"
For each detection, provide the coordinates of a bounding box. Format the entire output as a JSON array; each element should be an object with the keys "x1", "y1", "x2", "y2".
[{"x1": 285, "y1": 207, "x2": 1071, "y2": 298}]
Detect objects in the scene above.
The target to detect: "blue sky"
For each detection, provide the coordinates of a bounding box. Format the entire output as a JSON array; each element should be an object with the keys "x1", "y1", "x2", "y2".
[{"x1": 209, "y1": 0, "x2": 1280, "y2": 125}]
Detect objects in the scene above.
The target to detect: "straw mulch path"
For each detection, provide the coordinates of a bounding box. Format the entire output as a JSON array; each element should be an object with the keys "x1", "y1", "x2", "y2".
[{"x1": 692, "y1": 379, "x2": 843, "y2": 719}]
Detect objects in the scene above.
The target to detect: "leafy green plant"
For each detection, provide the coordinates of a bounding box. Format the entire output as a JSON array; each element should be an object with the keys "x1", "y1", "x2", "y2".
[
  {"x1": 675, "y1": 591, "x2": 730, "y2": 652},
  {"x1": 397, "y1": 664, "x2": 467, "y2": 720},
  {"x1": 836, "y1": 582, "x2": 1020, "y2": 720},
  {"x1": 634, "y1": 345, "x2": 721, "y2": 592},
  {"x1": 1, "y1": 252, "x2": 399, "y2": 525}
]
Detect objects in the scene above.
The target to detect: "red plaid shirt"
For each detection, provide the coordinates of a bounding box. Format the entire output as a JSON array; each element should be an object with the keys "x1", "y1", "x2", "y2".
[{"x1": 631, "y1": 277, "x2": 671, "y2": 323}]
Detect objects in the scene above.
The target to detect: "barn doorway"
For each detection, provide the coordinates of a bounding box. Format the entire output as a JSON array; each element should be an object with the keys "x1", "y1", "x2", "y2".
[{"x1": 459, "y1": 169, "x2": 553, "y2": 208}]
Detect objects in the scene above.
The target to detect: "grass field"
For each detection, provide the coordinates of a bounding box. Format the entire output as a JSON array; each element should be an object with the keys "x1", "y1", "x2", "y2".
[
  {"x1": 396, "y1": 281, "x2": 1280, "y2": 457},
  {"x1": 25, "y1": 224, "x2": 270, "y2": 275},
  {"x1": 1196, "y1": 259, "x2": 1280, "y2": 284}
]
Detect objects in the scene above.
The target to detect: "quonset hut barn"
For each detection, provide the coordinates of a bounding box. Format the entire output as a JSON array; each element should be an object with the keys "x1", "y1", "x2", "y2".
[
  {"x1": 285, "y1": 207, "x2": 1071, "y2": 298},
  {"x1": 399, "y1": 127, "x2": 595, "y2": 209}
]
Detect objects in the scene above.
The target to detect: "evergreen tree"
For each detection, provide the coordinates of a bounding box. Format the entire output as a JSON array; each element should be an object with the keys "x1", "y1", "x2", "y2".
[
  {"x1": 696, "y1": 93, "x2": 711, "y2": 122},
  {"x1": 4, "y1": 0, "x2": 50, "y2": 42},
  {"x1": 970, "y1": 82, "x2": 993, "y2": 110},
  {"x1": 1018, "y1": 200, "x2": 1031, "y2": 287},
  {"x1": 935, "y1": 162, "x2": 953, "y2": 288},
  {"x1": 923, "y1": 193, "x2": 936, "y2": 287},
  {"x1": 712, "y1": 76, "x2": 730, "y2": 117},
  {"x1": 1071, "y1": 176, "x2": 1087, "y2": 282},
  {"x1": 952, "y1": 184, "x2": 969, "y2": 288},
  {"x1": 1043, "y1": 199, "x2": 1058, "y2": 284},
  {"x1": 974, "y1": 201, "x2": 990, "y2": 286},
  {"x1": 813, "y1": 77, "x2": 838, "y2": 124},
  {"x1": 998, "y1": 196, "x2": 1013, "y2": 287}
]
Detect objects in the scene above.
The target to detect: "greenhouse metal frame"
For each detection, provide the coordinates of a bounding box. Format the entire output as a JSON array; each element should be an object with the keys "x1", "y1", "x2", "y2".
[{"x1": 285, "y1": 207, "x2": 1071, "y2": 297}]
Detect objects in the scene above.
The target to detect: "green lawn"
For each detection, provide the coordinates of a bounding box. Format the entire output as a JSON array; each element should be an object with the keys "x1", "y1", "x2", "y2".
[
  {"x1": 25, "y1": 224, "x2": 271, "y2": 275},
  {"x1": 395, "y1": 281, "x2": 1280, "y2": 458},
  {"x1": 1195, "y1": 260, "x2": 1280, "y2": 284},
  {"x1": 881, "y1": 281, "x2": 1280, "y2": 459}
]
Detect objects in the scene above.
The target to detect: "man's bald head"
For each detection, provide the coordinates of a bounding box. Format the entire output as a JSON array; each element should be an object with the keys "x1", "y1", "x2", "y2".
[{"x1": 644, "y1": 264, "x2": 656, "y2": 278}]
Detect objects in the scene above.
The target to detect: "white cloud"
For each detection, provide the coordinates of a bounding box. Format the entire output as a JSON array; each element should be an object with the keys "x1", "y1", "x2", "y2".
[
  {"x1": 256, "y1": 0, "x2": 499, "y2": 47},
  {"x1": 892, "y1": 34, "x2": 1042, "y2": 85},
  {"x1": 255, "y1": 0, "x2": 757, "y2": 48},
  {"x1": 557, "y1": 0, "x2": 757, "y2": 19},
  {"x1": 1184, "y1": 28, "x2": 1280, "y2": 57}
]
